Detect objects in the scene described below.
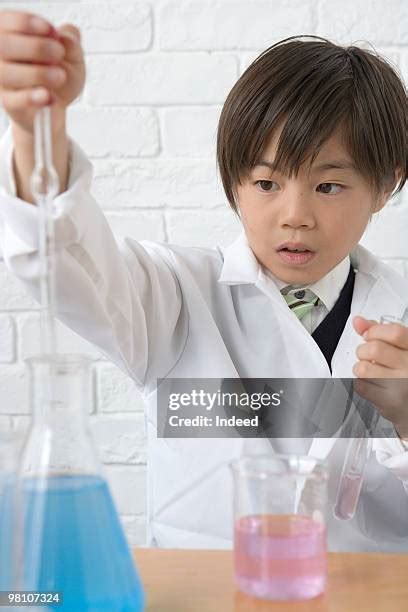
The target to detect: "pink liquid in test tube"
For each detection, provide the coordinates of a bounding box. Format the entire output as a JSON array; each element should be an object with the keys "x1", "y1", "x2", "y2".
[
  {"x1": 234, "y1": 514, "x2": 327, "y2": 600},
  {"x1": 334, "y1": 473, "x2": 364, "y2": 520}
]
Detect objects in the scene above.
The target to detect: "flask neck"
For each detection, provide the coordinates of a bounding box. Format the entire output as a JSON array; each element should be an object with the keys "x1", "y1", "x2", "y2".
[
  {"x1": 29, "y1": 355, "x2": 90, "y2": 426},
  {"x1": 21, "y1": 355, "x2": 101, "y2": 478}
]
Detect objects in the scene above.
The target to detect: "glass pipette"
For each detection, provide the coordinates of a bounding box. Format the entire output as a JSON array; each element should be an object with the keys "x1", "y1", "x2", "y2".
[
  {"x1": 334, "y1": 312, "x2": 408, "y2": 520},
  {"x1": 29, "y1": 106, "x2": 59, "y2": 356}
]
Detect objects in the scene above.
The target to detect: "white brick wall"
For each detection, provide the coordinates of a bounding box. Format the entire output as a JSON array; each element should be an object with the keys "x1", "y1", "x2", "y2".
[{"x1": 0, "y1": 0, "x2": 407, "y2": 549}]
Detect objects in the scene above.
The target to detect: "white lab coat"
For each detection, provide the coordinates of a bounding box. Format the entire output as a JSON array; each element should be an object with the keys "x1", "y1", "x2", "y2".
[{"x1": 0, "y1": 128, "x2": 408, "y2": 552}]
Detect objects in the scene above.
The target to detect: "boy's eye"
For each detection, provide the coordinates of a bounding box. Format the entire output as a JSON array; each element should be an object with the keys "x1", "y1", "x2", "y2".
[
  {"x1": 317, "y1": 183, "x2": 343, "y2": 195},
  {"x1": 255, "y1": 180, "x2": 276, "y2": 192}
]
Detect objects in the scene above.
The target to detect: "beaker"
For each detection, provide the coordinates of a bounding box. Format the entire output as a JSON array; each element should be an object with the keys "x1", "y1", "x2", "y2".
[
  {"x1": 230, "y1": 454, "x2": 328, "y2": 601},
  {"x1": 14, "y1": 354, "x2": 145, "y2": 611}
]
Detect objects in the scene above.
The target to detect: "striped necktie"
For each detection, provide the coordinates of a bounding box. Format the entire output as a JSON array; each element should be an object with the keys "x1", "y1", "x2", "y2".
[{"x1": 281, "y1": 287, "x2": 320, "y2": 321}]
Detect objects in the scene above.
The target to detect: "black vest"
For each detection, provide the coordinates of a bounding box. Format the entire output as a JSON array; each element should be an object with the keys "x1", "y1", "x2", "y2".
[{"x1": 312, "y1": 264, "x2": 356, "y2": 372}]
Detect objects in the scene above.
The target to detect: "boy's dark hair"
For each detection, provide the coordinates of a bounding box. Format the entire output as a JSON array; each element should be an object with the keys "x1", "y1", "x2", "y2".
[{"x1": 216, "y1": 35, "x2": 407, "y2": 212}]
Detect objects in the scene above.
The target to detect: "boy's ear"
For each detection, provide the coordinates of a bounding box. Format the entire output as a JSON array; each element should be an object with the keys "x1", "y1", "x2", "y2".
[{"x1": 372, "y1": 167, "x2": 403, "y2": 212}]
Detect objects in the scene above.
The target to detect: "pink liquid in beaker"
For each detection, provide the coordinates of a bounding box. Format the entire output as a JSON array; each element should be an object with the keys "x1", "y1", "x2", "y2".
[{"x1": 234, "y1": 514, "x2": 326, "y2": 600}]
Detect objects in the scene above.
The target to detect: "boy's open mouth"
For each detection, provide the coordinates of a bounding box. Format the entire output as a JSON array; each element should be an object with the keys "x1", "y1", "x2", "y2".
[{"x1": 276, "y1": 242, "x2": 316, "y2": 265}]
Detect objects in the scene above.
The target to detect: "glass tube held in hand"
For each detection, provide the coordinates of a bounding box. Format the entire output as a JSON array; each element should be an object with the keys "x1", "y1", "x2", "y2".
[{"x1": 29, "y1": 107, "x2": 59, "y2": 356}]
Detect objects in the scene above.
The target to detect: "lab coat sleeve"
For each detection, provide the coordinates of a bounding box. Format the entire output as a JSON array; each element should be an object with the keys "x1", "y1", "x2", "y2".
[
  {"x1": 0, "y1": 127, "x2": 187, "y2": 389},
  {"x1": 373, "y1": 438, "x2": 408, "y2": 494}
]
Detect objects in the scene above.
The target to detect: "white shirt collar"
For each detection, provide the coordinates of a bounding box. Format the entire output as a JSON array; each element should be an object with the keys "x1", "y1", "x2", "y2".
[
  {"x1": 217, "y1": 231, "x2": 261, "y2": 285},
  {"x1": 218, "y1": 230, "x2": 351, "y2": 310}
]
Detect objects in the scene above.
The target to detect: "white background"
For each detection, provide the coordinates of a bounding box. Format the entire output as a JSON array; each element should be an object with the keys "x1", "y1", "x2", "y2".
[{"x1": 0, "y1": 0, "x2": 407, "y2": 546}]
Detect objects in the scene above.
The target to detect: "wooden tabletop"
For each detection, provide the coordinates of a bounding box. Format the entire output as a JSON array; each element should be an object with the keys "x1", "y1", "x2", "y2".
[{"x1": 133, "y1": 548, "x2": 408, "y2": 612}]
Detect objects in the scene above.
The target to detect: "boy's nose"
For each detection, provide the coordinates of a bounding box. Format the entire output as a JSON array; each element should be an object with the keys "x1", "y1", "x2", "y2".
[{"x1": 279, "y1": 190, "x2": 316, "y2": 229}]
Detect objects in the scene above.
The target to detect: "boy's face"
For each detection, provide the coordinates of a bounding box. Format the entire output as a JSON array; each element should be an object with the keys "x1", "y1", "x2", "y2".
[{"x1": 236, "y1": 127, "x2": 393, "y2": 285}]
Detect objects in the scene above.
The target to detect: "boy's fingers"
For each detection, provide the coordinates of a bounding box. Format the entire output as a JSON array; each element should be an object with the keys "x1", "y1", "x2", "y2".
[
  {"x1": 0, "y1": 10, "x2": 53, "y2": 36},
  {"x1": 352, "y1": 315, "x2": 377, "y2": 337},
  {"x1": 0, "y1": 32, "x2": 64, "y2": 64},
  {"x1": 56, "y1": 24, "x2": 80, "y2": 43},
  {"x1": 356, "y1": 339, "x2": 406, "y2": 370},
  {"x1": 353, "y1": 378, "x2": 405, "y2": 420},
  {"x1": 55, "y1": 24, "x2": 83, "y2": 62},
  {"x1": 352, "y1": 359, "x2": 395, "y2": 379},
  {"x1": 353, "y1": 315, "x2": 408, "y2": 349},
  {"x1": 0, "y1": 87, "x2": 54, "y2": 112},
  {"x1": 353, "y1": 378, "x2": 388, "y2": 404},
  {"x1": 0, "y1": 61, "x2": 66, "y2": 90},
  {"x1": 363, "y1": 323, "x2": 408, "y2": 350}
]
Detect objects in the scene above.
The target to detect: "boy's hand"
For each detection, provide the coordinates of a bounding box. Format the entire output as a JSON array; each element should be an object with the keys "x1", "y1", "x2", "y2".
[
  {"x1": 352, "y1": 315, "x2": 408, "y2": 439},
  {"x1": 0, "y1": 10, "x2": 85, "y2": 134}
]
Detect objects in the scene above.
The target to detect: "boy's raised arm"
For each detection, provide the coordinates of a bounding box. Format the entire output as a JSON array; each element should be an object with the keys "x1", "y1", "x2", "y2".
[{"x1": 0, "y1": 11, "x2": 187, "y2": 389}]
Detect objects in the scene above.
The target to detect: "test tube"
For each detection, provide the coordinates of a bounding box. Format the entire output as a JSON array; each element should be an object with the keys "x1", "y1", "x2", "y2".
[
  {"x1": 333, "y1": 434, "x2": 373, "y2": 520},
  {"x1": 334, "y1": 313, "x2": 407, "y2": 520},
  {"x1": 381, "y1": 313, "x2": 408, "y2": 325}
]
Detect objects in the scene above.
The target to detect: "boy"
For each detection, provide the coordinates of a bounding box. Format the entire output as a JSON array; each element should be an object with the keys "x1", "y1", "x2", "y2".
[{"x1": 0, "y1": 11, "x2": 407, "y2": 551}]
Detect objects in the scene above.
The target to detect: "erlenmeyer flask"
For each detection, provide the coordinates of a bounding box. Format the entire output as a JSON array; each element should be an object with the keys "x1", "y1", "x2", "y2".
[{"x1": 15, "y1": 354, "x2": 144, "y2": 611}]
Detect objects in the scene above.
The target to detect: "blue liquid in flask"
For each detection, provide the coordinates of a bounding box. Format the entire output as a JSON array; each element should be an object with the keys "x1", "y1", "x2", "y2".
[{"x1": 20, "y1": 473, "x2": 144, "y2": 611}]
